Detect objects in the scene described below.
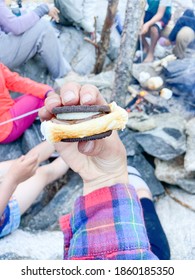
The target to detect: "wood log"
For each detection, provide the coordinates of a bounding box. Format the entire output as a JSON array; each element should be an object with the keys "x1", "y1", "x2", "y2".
[{"x1": 111, "y1": 0, "x2": 146, "y2": 107}]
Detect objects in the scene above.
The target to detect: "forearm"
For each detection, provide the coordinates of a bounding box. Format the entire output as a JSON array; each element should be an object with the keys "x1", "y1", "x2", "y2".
[
  {"x1": 146, "y1": 13, "x2": 164, "y2": 28},
  {"x1": 0, "y1": 3, "x2": 49, "y2": 35},
  {"x1": 60, "y1": 184, "x2": 158, "y2": 260},
  {"x1": 0, "y1": 3, "x2": 39, "y2": 35},
  {"x1": 2, "y1": 64, "x2": 52, "y2": 99},
  {"x1": 0, "y1": 178, "x2": 17, "y2": 217},
  {"x1": 145, "y1": 6, "x2": 166, "y2": 28}
]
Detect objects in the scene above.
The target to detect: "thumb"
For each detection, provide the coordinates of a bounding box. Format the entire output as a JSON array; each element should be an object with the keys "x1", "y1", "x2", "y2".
[{"x1": 78, "y1": 140, "x2": 103, "y2": 156}]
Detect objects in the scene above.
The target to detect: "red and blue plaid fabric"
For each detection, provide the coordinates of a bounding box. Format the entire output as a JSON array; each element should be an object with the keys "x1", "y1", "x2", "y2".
[{"x1": 60, "y1": 184, "x2": 158, "y2": 260}]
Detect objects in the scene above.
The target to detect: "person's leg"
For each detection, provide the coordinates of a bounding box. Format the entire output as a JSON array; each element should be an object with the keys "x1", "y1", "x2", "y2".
[
  {"x1": 173, "y1": 26, "x2": 195, "y2": 59},
  {"x1": 128, "y1": 166, "x2": 170, "y2": 260},
  {"x1": 140, "y1": 198, "x2": 171, "y2": 260},
  {"x1": 168, "y1": 16, "x2": 195, "y2": 42},
  {"x1": 14, "y1": 157, "x2": 69, "y2": 215},
  {"x1": 2, "y1": 95, "x2": 44, "y2": 144},
  {"x1": 144, "y1": 25, "x2": 160, "y2": 63},
  {"x1": 183, "y1": 9, "x2": 194, "y2": 18},
  {"x1": 0, "y1": 19, "x2": 71, "y2": 79}
]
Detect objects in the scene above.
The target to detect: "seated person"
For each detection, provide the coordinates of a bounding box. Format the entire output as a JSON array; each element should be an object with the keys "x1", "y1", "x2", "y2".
[
  {"x1": 54, "y1": 0, "x2": 96, "y2": 36},
  {"x1": 141, "y1": 0, "x2": 172, "y2": 63},
  {"x1": 0, "y1": 63, "x2": 56, "y2": 144},
  {"x1": 0, "y1": 0, "x2": 72, "y2": 79},
  {"x1": 164, "y1": 9, "x2": 195, "y2": 59},
  {"x1": 39, "y1": 82, "x2": 170, "y2": 260},
  {"x1": 0, "y1": 141, "x2": 69, "y2": 238}
]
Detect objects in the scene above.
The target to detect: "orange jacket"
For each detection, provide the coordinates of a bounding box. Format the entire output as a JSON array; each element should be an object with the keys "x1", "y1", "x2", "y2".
[{"x1": 0, "y1": 63, "x2": 52, "y2": 142}]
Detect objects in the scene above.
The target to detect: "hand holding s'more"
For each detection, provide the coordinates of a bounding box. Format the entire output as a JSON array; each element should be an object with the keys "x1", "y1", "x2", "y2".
[{"x1": 39, "y1": 83, "x2": 129, "y2": 194}]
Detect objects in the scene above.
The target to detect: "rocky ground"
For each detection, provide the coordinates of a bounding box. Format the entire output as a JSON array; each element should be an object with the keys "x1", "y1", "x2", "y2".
[{"x1": 0, "y1": 0, "x2": 195, "y2": 260}]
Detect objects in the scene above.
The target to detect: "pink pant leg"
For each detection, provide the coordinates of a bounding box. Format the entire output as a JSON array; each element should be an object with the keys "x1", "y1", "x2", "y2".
[{"x1": 2, "y1": 95, "x2": 44, "y2": 143}]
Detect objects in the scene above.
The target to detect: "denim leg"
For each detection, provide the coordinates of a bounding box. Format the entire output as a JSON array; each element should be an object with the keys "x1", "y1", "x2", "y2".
[
  {"x1": 169, "y1": 16, "x2": 195, "y2": 42},
  {"x1": 140, "y1": 198, "x2": 171, "y2": 260}
]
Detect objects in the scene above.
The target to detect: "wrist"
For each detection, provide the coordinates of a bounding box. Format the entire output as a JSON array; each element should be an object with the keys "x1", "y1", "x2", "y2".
[{"x1": 83, "y1": 170, "x2": 129, "y2": 195}]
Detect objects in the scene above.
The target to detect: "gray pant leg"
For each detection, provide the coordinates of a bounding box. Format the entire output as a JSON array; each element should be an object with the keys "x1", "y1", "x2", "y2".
[
  {"x1": 0, "y1": 19, "x2": 71, "y2": 79},
  {"x1": 173, "y1": 26, "x2": 195, "y2": 59}
]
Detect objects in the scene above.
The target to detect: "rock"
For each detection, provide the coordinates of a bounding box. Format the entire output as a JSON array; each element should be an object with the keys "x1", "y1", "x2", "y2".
[
  {"x1": 0, "y1": 121, "x2": 43, "y2": 162},
  {"x1": 119, "y1": 128, "x2": 164, "y2": 196},
  {"x1": 0, "y1": 253, "x2": 30, "y2": 260},
  {"x1": 0, "y1": 139, "x2": 22, "y2": 161},
  {"x1": 184, "y1": 118, "x2": 195, "y2": 172},
  {"x1": 155, "y1": 185, "x2": 195, "y2": 260},
  {"x1": 55, "y1": 70, "x2": 114, "y2": 91},
  {"x1": 21, "y1": 120, "x2": 43, "y2": 154},
  {"x1": 128, "y1": 113, "x2": 187, "y2": 161},
  {"x1": 0, "y1": 230, "x2": 63, "y2": 260},
  {"x1": 127, "y1": 154, "x2": 165, "y2": 197},
  {"x1": 135, "y1": 128, "x2": 186, "y2": 161},
  {"x1": 128, "y1": 112, "x2": 187, "y2": 133},
  {"x1": 155, "y1": 156, "x2": 195, "y2": 194},
  {"x1": 164, "y1": 58, "x2": 195, "y2": 96},
  {"x1": 118, "y1": 128, "x2": 143, "y2": 156},
  {"x1": 132, "y1": 63, "x2": 159, "y2": 84},
  {"x1": 127, "y1": 112, "x2": 157, "y2": 132},
  {"x1": 21, "y1": 171, "x2": 83, "y2": 230}
]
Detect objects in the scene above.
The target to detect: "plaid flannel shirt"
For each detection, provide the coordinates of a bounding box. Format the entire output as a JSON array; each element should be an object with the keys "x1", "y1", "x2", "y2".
[{"x1": 60, "y1": 184, "x2": 158, "y2": 260}]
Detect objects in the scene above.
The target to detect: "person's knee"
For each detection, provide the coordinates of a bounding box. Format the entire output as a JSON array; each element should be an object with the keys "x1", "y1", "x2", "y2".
[
  {"x1": 176, "y1": 27, "x2": 195, "y2": 45},
  {"x1": 34, "y1": 19, "x2": 54, "y2": 35},
  {"x1": 183, "y1": 9, "x2": 194, "y2": 17},
  {"x1": 150, "y1": 25, "x2": 160, "y2": 37}
]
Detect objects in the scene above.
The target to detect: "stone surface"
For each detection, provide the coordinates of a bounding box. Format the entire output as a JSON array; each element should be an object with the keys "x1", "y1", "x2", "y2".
[
  {"x1": 0, "y1": 121, "x2": 43, "y2": 162},
  {"x1": 21, "y1": 171, "x2": 83, "y2": 230},
  {"x1": 135, "y1": 128, "x2": 186, "y2": 161},
  {"x1": 155, "y1": 186, "x2": 195, "y2": 260},
  {"x1": 0, "y1": 230, "x2": 63, "y2": 260},
  {"x1": 119, "y1": 128, "x2": 164, "y2": 197},
  {"x1": 127, "y1": 154, "x2": 165, "y2": 197},
  {"x1": 1, "y1": 0, "x2": 195, "y2": 261},
  {"x1": 155, "y1": 156, "x2": 195, "y2": 194},
  {"x1": 184, "y1": 118, "x2": 195, "y2": 172}
]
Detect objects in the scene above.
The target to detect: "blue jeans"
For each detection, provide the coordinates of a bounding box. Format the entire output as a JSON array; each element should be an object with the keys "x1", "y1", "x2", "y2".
[
  {"x1": 169, "y1": 9, "x2": 195, "y2": 42},
  {"x1": 141, "y1": 198, "x2": 171, "y2": 260}
]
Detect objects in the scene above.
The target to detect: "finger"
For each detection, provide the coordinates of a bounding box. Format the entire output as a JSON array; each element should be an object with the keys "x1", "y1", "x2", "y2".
[
  {"x1": 25, "y1": 153, "x2": 39, "y2": 164},
  {"x1": 39, "y1": 106, "x2": 53, "y2": 122},
  {"x1": 60, "y1": 82, "x2": 81, "y2": 105},
  {"x1": 19, "y1": 155, "x2": 25, "y2": 162},
  {"x1": 80, "y1": 84, "x2": 107, "y2": 105},
  {"x1": 45, "y1": 93, "x2": 61, "y2": 113},
  {"x1": 78, "y1": 132, "x2": 121, "y2": 159}
]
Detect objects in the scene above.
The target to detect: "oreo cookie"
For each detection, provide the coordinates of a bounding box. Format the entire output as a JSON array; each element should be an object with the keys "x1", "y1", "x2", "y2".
[
  {"x1": 61, "y1": 130, "x2": 112, "y2": 142},
  {"x1": 52, "y1": 105, "x2": 111, "y2": 115}
]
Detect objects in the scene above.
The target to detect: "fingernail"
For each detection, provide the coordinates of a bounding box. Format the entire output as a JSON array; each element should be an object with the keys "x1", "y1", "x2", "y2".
[
  {"x1": 47, "y1": 98, "x2": 60, "y2": 105},
  {"x1": 82, "y1": 94, "x2": 92, "y2": 104},
  {"x1": 83, "y1": 141, "x2": 94, "y2": 153},
  {"x1": 63, "y1": 91, "x2": 75, "y2": 103}
]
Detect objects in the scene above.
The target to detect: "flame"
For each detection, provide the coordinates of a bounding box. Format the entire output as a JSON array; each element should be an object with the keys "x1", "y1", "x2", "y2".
[{"x1": 139, "y1": 91, "x2": 148, "y2": 97}]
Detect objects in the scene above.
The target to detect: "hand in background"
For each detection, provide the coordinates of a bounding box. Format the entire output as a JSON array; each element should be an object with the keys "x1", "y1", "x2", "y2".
[
  {"x1": 9, "y1": 154, "x2": 39, "y2": 186},
  {"x1": 39, "y1": 83, "x2": 128, "y2": 195},
  {"x1": 48, "y1": 6, "x2": 60, "y2": 23},
  {"x1": 141, "y1": 23, "x2": 150, "y2": 35}
]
